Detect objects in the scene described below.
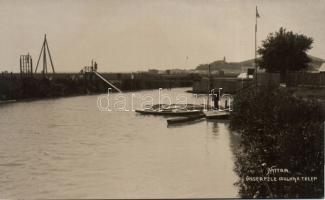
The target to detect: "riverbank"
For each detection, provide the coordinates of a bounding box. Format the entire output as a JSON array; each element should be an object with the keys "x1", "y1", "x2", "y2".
[
  {"x1": 0, "y1": 72, "x2": 196, "y2": 101},
  {"x1": 230, "y1": 85, "x2": 324, "y2": 198}
]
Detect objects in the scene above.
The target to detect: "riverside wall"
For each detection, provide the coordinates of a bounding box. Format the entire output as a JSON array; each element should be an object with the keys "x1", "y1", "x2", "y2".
[{"x1": 0, "y1": 72, "x2": 195, "y2": 100}]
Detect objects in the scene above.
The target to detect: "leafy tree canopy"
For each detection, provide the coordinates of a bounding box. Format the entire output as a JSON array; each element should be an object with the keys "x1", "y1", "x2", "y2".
[{"x1": 257, "y1": 27, "x2": 313, "y2": 73}]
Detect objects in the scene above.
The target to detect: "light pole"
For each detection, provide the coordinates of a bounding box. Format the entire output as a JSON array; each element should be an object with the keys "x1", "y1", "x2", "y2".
[{"x1": 218, "y1": 88, "x2": 223, "y2": 110}]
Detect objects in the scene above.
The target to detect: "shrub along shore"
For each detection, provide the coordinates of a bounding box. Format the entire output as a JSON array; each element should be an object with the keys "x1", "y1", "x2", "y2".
[{"x1": 230, "y1": 85, "x2": 324, "y2": 198}]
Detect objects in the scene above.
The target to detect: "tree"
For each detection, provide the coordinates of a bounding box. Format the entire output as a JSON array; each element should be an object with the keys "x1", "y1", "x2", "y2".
[{"x1": 257, "y1": 27, "x2": 313, "y2": 80}]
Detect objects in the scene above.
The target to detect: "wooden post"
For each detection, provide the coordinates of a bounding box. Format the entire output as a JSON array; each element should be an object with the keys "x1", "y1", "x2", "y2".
[{"x1": 207, "y1": 64, "x2": 211, "y2": 109}]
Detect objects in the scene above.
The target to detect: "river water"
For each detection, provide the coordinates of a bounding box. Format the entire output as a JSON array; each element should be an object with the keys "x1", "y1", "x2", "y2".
[{"x1": 0, "y1": 88, "x2": 238, "y2": 198}]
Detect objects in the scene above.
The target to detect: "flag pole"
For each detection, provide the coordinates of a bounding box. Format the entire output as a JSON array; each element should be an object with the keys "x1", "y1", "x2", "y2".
[{"x1": 255, "y1": 6, "x2": 259, "y2": 87}]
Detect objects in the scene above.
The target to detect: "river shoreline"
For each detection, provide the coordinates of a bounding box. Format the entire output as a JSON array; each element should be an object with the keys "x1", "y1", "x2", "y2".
[{"x1": 0, "y1": 73, "x2": 196, "y2": 102}]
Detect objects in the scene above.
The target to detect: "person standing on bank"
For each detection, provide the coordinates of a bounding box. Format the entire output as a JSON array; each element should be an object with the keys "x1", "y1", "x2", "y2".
[{"x1": 211, "y1": 89, "x2": 219, "y2": 110}]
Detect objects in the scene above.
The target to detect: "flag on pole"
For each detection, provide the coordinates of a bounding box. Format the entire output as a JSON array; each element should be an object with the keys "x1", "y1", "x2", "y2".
[
  {"x1": 255, "y1": 6, "x2": 260, "y2": 32},
  {"x1": 256, "y1": 6, "x2": 260, "y2": 18}
]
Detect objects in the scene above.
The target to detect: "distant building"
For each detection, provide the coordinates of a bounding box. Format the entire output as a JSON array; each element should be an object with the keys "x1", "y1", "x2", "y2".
[
  {"x1": 237, "y1": 68, "x2": 255, "y2": 79},
  {"x1": 319, "y1": 63, "x2": 325, "y2": 72},
  {"x1": 237, "y1": 72, "x2": 253, "y2": 79},
  {"x1": 168, "y1": 69, "x2": 190, "y2": 74},
  {"x1": 148, "y1": 69, "x2": 159, "y2": 74}
]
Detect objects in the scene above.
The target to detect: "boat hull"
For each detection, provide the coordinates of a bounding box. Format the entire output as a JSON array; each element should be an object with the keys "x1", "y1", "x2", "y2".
[
  {"x1": 203, "y1": 110, "x2": 230, "y2": 119},
  {"x1": 135, "y1": 109, "x2": 202, "y2": 116},
  {"x1": 167, "y1": 114, "x2": 205, "y2": 124}
]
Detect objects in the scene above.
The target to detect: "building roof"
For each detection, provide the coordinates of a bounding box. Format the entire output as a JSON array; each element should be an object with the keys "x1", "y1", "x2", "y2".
[
  {"x1": 319, "y1": 63, "x2": 325, "y2": 72},
  {"x1": 237, "y1": 72, "x2": 253, "y2": 79}
]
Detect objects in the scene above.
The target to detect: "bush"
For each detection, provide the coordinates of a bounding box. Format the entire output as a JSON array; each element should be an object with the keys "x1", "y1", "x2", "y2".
[{"x1": 230, "y1": 85, "x2": 324, "y2": 198}]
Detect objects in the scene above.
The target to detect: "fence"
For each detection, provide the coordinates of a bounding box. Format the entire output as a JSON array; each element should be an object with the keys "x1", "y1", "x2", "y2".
[
  {"x1": 257, "y1": 72, "x2": 325, "y2": 87},
  {"x1": 257, "y1": 73, "x2": 281, "y2": 86},
  {"x1": 286, "y1": 72, "x2": 325, "y2": 87},
  {"x1": 193, "y1": 77, "x2": 253, "y2": 94},
  {"x1": 192, "y1": 72, "x2": 325, "y2": 94}
]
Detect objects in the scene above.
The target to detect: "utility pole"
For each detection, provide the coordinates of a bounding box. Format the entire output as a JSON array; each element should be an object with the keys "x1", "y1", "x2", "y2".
[{"x1": 255, "y1": 6, "x2": 260, "y2": 87}]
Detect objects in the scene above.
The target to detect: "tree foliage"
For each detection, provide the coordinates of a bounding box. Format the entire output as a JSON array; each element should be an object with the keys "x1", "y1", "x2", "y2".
[
  {"x1": 257, "y1": 27, "x2": 313, "y2": 74},
  {"x1": 230, "y1": 85, "x2": 324, "y2": 198}
]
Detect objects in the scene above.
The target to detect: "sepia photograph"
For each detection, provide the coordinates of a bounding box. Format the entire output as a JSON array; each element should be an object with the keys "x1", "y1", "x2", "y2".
[{"x1": 0, "y1": 0, "x2": 324, "y2": 199}]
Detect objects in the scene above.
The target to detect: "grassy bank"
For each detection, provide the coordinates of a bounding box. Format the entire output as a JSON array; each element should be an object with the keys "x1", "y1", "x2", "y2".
[{"x1": 230, "y1": 85, "x2": 324, "y2": 198}]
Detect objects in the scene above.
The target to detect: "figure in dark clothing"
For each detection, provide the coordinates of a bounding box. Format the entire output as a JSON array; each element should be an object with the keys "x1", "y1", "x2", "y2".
[{"x1": 211, "y1": 89, "x2": 219, "y2": 110}]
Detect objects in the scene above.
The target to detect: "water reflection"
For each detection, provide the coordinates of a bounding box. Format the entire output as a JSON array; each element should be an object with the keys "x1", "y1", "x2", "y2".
[
  {"x1": 167, "y1": 118, "x2": 205, "y2": 128},
  {"x1": 211, "y1": 122, "x2": 220, "y2": 137}
]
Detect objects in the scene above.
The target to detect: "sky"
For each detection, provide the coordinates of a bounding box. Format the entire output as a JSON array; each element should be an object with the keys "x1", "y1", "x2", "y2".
[{"x1": 0, "y1": 0, "x2": 324, "y2": 72}]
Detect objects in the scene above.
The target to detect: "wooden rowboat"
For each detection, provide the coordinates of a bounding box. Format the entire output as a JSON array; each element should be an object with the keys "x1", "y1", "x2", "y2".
[
  {"x1": 135, "y1": 109, "x2": 202, "y2": 116},
  {"x1": 167, "y1": 114, "x2": 205, "y2": 125},
  {"x1": 203, "y1": 110, "x2": 230, "y2": 119}
]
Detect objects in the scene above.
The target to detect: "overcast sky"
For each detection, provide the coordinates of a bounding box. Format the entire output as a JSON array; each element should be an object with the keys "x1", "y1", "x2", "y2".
[{"x1": 0, "y1": 0, "x2": 324, "y2": 72}]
